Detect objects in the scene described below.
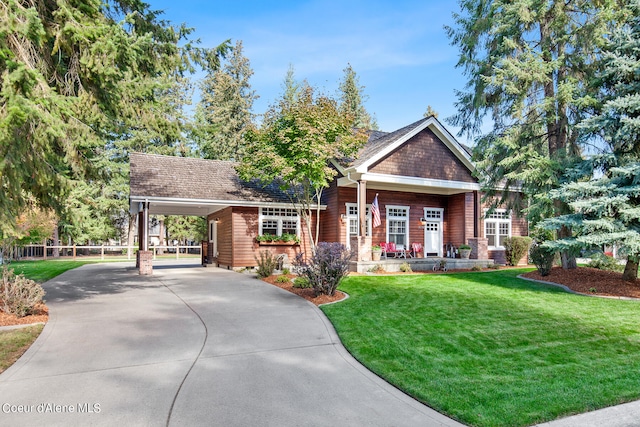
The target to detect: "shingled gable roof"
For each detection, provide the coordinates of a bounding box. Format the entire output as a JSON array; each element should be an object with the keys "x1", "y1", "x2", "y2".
[
  {"x1": 129, "y1": 153, "x2": 298, "y2": 216},
  {"x1": 347, "y1": 116, "x2": 474, "y2": 173}
]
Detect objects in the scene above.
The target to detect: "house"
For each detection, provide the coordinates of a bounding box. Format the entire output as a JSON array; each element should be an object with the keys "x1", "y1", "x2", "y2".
[{"x1": 129, "y1": 117, "x2": 528, "y2": 272}]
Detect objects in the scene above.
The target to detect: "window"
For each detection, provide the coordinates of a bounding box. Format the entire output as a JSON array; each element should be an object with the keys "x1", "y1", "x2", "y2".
[
  {"x1": 259, "y1": 208, "x2": 300, "y2": 236},
  {"x1": 346, "y1": 203, "x2": 371, "y2": 244},
  {"x1": 484, "y1": 209, "x2": 511, "y2": 249},
  {"x1": 386, "y1": 206, "x2": 409, "y2": 246}
]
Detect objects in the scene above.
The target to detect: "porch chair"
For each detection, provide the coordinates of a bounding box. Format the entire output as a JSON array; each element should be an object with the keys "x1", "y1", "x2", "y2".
[
  {"x1": 410, "y1": 242, "x2": 423, "y2": 258},
  {"x1": 381, "y1": 242, "x2": 399, "y2": 258},
  {"x1": 379, "y1": 242, "x2": 389, "y2": 259}
]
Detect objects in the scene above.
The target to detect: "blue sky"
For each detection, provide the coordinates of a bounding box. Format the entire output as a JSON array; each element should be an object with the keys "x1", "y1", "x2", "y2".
[{"x1": 148, "y1": 0, "x2": 470, "y2": 139}]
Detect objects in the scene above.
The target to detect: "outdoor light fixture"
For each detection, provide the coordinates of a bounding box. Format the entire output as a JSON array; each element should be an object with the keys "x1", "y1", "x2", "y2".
[
  {"x1": 214, "y1": 218, "x2": 220, "y2": 223},
  {"x1": 419, "y1": 217, "x2": 426, "y2": 225},
  {"x1": 340, "y1": 214, "x2": 347, "y2": 224}
]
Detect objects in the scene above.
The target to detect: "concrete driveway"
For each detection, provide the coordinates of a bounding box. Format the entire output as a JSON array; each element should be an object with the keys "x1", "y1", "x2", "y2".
[{"x1": 0, "y1": 260, "x2": 463, "y2": 426}]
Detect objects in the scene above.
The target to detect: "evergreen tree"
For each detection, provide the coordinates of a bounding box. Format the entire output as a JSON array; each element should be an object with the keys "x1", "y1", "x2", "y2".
[
  {"x1": 281, "y1": 64, "x2": 301, "y2": 108},
  {"x1": 338, "y1": 63, "x2": 377, "y2": 130},
  {"x1": 446, "y1": 0, "x2": 620, "y2": 269},
  {"x1": 197, "y1": 40, "x2": 257, "y2": 160},
  {"x1": 0, "y1": 0, "x2": 222, "y2": 239},
  {"x1": 544, "y1": 0, "x2": 640, "y2": 280}
]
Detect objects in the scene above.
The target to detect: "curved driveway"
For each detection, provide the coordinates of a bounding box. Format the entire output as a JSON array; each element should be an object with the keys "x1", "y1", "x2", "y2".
[{"x1": 0, "y1": 261, "x2": 463, "y2": 426}]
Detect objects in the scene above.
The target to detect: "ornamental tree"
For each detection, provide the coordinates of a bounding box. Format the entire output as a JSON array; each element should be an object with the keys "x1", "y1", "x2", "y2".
[{"x1": 238, "y1": 82, "x2": 368, "y2": 251}]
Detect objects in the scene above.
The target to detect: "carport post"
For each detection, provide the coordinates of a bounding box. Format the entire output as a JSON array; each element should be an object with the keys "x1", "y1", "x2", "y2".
[{"x1": 138, "y1": 201, "x2": 153, "y2": 275}]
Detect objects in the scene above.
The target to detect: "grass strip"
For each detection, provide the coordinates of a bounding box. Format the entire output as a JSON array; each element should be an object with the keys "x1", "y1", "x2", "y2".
[
  {"x1": 0, "y1": 325, "x2": 45, "y2": 374},
  {"x1": 7, "y1": 260, "x2": 97, "y2": 283},
  {"x1": 322, "y1": 269, "x2": 640, "y2": 427}
]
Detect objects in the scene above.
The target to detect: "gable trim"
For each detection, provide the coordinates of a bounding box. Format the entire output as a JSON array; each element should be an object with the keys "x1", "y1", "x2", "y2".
[{"x1": 354, "y1": 117, "x2": 474, "y2": 174}]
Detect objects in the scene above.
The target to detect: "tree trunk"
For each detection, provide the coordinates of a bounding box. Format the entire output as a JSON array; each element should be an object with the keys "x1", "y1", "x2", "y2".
[{"x1": 623, "y1": 256, "x2": 639, "y2": 282}]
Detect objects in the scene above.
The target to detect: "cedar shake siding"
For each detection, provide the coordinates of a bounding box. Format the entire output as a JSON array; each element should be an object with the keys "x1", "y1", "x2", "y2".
[{"x1": 368, "y1": 128, "x2": 475, "y2": 183}]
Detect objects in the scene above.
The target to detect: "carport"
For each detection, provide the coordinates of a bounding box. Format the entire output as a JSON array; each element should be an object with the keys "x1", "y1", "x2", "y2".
[{"x1": 128, "y1": 152, "x2": 296, "y2": 274}]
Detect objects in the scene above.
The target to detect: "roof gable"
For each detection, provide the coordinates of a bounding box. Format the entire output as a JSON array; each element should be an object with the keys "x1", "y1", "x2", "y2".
[
  {"x1": 368, "y1": 127, "x2": 476, "y2": 183},
  {"x1": 350, "y1": 116, "x2": 474, "y2": 174}
]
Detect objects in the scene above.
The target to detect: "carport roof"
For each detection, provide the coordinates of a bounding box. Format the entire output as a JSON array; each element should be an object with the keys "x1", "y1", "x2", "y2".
[{"x1": 129, "y1": 153, "x2": 298, "y2": 216}]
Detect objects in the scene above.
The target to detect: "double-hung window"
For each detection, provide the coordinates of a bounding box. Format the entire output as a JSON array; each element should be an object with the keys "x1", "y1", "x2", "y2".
[
  {"x1": 484, "y1": 209, "x2": 511, "y2": 249},
  {"x1": 386, "y1": 206, "x2": 409, "y2": 247},
  {"x1": 346, "y1": 203, "x2": 371, "y2": 247},
  {"x1": 259, "y1": 208, "x2": 299, "y2": 237}
]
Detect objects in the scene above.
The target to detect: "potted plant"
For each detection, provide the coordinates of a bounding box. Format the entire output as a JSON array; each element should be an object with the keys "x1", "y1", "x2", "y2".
[
  {"x1": 371, "y1": 245, "x2": 382, "y2": 261},
  {"x1": 459, "y1": 244, "x2": 472, "y2": 259}
]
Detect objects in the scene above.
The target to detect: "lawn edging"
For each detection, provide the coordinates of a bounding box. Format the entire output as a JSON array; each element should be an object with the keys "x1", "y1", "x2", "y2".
[{"x1": 517, "y1": 274, "x2": 640, "y2": 301}]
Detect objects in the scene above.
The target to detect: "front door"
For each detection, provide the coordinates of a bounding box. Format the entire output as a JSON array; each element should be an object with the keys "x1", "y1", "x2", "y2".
[{"x1": 423, "y1": 208, "x2": 443, "y2": 257}]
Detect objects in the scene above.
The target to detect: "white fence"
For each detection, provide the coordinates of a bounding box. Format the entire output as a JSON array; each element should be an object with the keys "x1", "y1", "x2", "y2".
[{"x1": 10, "y1": 245, "x2": 201, "y2": 261}]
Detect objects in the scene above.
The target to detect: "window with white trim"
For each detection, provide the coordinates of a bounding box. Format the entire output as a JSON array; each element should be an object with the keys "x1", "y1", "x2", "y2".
[
  {"x1": 386, "y1": 206, "x2": 409, "y2": 246},
  {"x1": 484, "y1": 209, "x2": 511, "y2": 249},
  {"x1": 346, "y1": 204, "x2": 371, "y2": 245},
  {"x1": 259, "y1": 208, "x2": 300, "y2": 236}
]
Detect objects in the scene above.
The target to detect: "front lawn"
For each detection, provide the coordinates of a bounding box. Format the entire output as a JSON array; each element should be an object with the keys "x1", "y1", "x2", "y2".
[
  {"x1": 321, "y1": 269, "x2": 640, "y2": 427},
  {"x1": 8, "y1": 260, "x2": 97, "y2": 283}
]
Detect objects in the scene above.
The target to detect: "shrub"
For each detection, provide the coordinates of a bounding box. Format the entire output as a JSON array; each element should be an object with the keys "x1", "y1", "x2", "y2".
[
  {"x1": 282, "y1": 267, "x2": 291, "y2": 275},
  {"x1": 587, "y1": 253, "x2": 623, "y2": 272},
  {"x1": 295, "y1": 242, "x2": 354, "y2": 296},
  {"x1": 503, "y1": 236, "x2": 533, "y2": 266},
  {"x1": 530, "y1": 243, "x2": 555, "y2": 276},
  {"x1": 471, "y1": 265, "x2": 483, "y2": 271},
  {"x1": 255, "y1": 250, "x2": 278, "y2": 278},
  {"x1": 275, "y1": 275, "x2": 291, "y2": 284},
  {"x1": 368, "y1": 264, "x2": 385, "y2": 273},
  {"x1": 292, "y1": 277, "x2": 311, "y2": 289},
  {"x1": 400, "y1": 262, "x2": 412, "y2": 273},
  {"x1": 1, "y1": 266, "x2": 45, "y2": 318}
]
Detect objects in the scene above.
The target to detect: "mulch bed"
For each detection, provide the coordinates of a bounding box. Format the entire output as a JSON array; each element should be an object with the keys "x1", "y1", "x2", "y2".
[
  {"x1": 522, "y1": 267, "x2": 640, "y2": 299},
  {"x1": 261, "y1": 274, "x2": 347, "y2": 305},
  {"x1": 0, "y1": 303, "x2": 49, "y2": 327}
]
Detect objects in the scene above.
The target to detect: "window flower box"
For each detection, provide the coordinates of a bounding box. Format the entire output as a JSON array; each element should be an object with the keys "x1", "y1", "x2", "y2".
[{"x1": 256, "y1": 233, "x2": 300, "y2": 246}]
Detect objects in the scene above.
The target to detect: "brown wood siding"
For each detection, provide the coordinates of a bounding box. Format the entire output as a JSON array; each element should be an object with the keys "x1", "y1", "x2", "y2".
[
  {"x1": 369, "y1": 128, "x2": 476, "y2": 183},
  {"x1": 446, "y1": 194, "x2": 466, "y2": 246},
  {"x1": 220, "y1": 206, "x2": 315, "y2": 268},
  {"x1": 211, "y1": 208, "x2": 233, "y2": 267},
  {"x1": 319, "y1": 180, "x2": 341, "y2": 244},
  {"x1": 331, "y1": 187, "x2": 476, "y2": 249}
]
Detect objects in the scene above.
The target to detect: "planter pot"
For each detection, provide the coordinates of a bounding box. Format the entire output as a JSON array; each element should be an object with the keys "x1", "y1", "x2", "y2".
[
  {"x1": 372, "y1": 250, "x2": 382, "y2": 261},
  {"x1": 460, "y1": 249, "x2": 471, "y2": 259}
]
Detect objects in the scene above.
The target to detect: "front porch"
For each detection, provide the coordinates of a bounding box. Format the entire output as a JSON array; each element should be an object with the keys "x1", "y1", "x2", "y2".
[{"x1": 350, "y1": 257, "x2": 495, "y2": 273}]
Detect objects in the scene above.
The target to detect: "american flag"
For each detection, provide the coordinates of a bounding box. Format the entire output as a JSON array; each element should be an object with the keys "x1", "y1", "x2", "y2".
[{"x1": 371, "y1": 194, "x2": 381, "y2": 228}]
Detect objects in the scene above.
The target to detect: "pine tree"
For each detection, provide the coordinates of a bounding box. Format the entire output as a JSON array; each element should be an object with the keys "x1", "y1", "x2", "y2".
[
  {"x1": 197, "y1": 40, "x2": 257, "y2": 160},
  {"x1": 0, "y1": 0, "x2": 222, "y2": 238},
  {"x1": 338, "y1": 63, "x2": 377, "y2": 130},
  {"x1": 544, "y1": 0, "x2": 640, "y2": 281},
  {"x1": 446, "y1": 0, "x2": 621, "y2": 269}
]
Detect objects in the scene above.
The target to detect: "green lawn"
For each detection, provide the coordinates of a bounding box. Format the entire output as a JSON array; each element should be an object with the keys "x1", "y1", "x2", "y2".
[
  {"x1": 8, "y1": 260, "x2": 97, "y2": 283},
  {"x1": 321, "y1": 269, "x2": 640, "y2": 427}
]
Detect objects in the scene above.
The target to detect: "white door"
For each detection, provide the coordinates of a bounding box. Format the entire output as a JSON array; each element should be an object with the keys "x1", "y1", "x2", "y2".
[{"x1": 423, "y1": 208, "x2": 443, "y2": 257}]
